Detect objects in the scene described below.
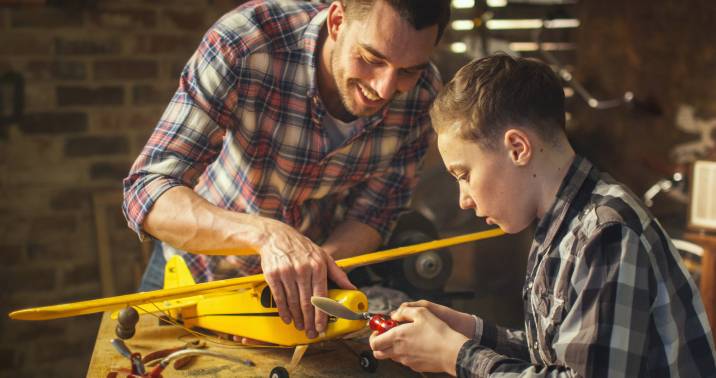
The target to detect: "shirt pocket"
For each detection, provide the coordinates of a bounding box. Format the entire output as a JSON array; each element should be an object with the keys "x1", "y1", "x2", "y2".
[{"x1": 531, "y1": 290, "x2": 566, "y2": 364}]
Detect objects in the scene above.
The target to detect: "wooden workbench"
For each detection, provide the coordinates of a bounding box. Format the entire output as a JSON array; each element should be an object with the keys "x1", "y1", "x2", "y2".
[{"x1": 87, "y1": 312, "x2": 431, "y2": 377}]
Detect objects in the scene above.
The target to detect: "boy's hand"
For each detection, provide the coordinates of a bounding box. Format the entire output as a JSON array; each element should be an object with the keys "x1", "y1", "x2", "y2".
[
  {"x1": 396, "y1": 300, "x2": 477, "y2": 339},
  {"x1": 369, "y1": 306, "x2": 468, "y2": 375}
]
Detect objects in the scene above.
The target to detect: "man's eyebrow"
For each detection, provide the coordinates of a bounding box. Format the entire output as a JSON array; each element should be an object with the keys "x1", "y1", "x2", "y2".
[{"x1": 358, "y1": 43, "x2": 430, "y2": 71}]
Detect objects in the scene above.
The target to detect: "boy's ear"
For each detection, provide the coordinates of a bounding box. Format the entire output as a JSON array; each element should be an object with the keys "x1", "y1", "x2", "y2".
[
  {"x1": 503, "y1": 129, "x2": 531, "y2": 166},
  {"x1": 326, "y1": 2, "x2": 346, "y2": 42}
]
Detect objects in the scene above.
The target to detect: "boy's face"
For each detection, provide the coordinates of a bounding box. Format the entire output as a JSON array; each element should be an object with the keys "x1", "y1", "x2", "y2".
[
  {"x1": 329, "y1": 1, "x2": 437, "y2": 117},
  {"x1": 437, "y1": 129, "x2": 535, "y2": 234}
]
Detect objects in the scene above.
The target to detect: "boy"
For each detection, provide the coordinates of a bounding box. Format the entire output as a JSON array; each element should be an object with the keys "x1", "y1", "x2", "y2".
[{"x1": 369, "y1": 54, "x2": 716, "y2": 377}]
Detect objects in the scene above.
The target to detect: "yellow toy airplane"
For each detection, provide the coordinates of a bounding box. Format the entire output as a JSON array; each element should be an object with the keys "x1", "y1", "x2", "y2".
[{"x1": 9, "y1": 228, "x2": 504, "y2": 377}]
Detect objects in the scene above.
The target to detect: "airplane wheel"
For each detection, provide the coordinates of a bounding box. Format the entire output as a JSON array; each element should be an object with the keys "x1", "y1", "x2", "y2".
[
  {"x1": 269, "y1": 366, "x2": 289, "y2": 378},
  {"x1": 359, "y1": 351, "x2": 378, "y2": 373}
]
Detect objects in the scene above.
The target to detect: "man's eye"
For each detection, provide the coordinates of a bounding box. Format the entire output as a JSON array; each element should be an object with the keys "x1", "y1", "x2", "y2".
[{"x1": 362, "y1": 55, "x2": 381, "y2": 65}]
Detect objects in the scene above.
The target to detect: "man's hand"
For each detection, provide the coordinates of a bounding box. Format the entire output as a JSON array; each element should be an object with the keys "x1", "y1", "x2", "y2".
[
  {"x1": 259, "y1": 219, "x2": 355, "y2": 339},
  {"x1": 369, "y1": 306, "x2": 468, "y2": 375}
]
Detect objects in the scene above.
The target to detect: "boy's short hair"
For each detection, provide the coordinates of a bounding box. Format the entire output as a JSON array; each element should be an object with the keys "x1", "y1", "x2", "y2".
[
  {"x1": 430, "y1": 54, "x2": 566, "y2": 149},
  {"x1": 342, "y1": 0, "x2": 451, "y2": 44}
]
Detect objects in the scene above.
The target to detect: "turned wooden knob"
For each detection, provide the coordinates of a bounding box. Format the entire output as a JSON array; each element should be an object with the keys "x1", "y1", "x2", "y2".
[{"x1": 115, "y1": 307, "x2": 139, "y2": 340}]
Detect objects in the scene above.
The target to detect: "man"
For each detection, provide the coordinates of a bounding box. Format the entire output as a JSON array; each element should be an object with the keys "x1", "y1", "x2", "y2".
[
  {"x1": 122, "y1": 0, "x2": 450, "y2": 341},
  {"x1": 369, "y1": 55, "x2": 716, "y2": 376}
]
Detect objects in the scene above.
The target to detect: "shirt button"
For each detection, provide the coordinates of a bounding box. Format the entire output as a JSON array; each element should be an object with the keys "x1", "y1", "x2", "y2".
[
  {"x1": 528, "y1": 281, "x2": 533, "y2": 289},
  {"x1": 533, "y1": 341, "x2": 538, "y2": 350}
]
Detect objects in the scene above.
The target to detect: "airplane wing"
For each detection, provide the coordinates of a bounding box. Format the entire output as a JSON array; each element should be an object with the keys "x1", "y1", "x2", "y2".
[
  {"x1": 9, "y1": 273, "x2": 267, "y2": 321},
  {"x1": 335, "y1": 228, "x2": 505, "y2": 269},
  {"x1": 9, "y1": 228, "x2": 504, "y2": 321}
]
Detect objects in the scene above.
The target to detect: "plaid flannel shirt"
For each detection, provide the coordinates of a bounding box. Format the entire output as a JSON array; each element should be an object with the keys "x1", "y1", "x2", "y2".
[
  {"x1": 457, "y1": 156, "x2": 716, "y2": 377},
  {"x1": 122, "y1": 0, "x2": 440, "y2": 282}
]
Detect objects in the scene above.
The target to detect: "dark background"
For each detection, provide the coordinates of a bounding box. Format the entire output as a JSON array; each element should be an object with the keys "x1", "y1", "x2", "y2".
[{"x1": 1, "y1": 0, "x2": 715, "y2": 376}]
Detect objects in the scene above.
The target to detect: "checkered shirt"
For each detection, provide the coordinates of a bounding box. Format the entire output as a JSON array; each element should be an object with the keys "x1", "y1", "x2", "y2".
[
  {"x1": 122, "y1": 0, "x2": 441, "y2": 282},
  {"x1": 456, "y1": 156, "x2": 716, "y2": 377}
]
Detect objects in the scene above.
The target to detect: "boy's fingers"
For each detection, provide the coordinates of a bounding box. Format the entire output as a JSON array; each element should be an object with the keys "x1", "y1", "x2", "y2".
[
  {"x1": 369, "y1": 330, "x2": 394, "y2": 351},
  {"x1": 372, "y1": 348, "x2": 393, "y2": 360},
  {"x1": 239, "y1": 337, "x2": 274, "y2": 346},
  {"x1": 391, "y1": 306, "x2": 424, "y2": 322}
]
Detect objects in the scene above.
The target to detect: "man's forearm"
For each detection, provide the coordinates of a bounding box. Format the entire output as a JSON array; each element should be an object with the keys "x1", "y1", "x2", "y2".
[
  {"x1": 322, "y1": 220, "x2": 382, "y2": 260},
  {"x1": 143, "y1": 186, "x2": 269, "y2": 255}
]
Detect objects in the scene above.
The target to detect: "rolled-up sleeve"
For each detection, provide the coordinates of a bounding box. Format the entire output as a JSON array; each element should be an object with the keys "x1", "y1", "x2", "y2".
[{"x1": 123, "y1": 28, "x2": 243, "y2": 238}]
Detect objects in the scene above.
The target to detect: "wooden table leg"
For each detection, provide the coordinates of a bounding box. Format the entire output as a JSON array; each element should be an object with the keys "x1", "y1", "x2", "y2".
[{"x1": 685, "y1": 233, "x2": 716, "y2": 334}]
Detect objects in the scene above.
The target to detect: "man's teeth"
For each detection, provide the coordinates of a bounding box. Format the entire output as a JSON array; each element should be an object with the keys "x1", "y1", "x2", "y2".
[{"x1": 359, "y1": 84, "x2": 380, "y2": 101}]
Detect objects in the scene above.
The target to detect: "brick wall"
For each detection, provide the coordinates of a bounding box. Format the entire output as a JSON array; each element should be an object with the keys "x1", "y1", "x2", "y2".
[
  {"x1": 572, "y1": 0, "x2": 716, "y2": 194},
  {"x1": 0, "y1": 1, "x2": 242, "y2": 376},
  {"x1": 564, "y1": 0, "x2": 716, "y2": 237}
]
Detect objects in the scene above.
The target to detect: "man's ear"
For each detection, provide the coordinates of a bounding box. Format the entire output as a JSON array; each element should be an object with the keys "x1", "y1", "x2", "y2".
[
  {"x1": 503, "y1": 129, "x2": 532, "y2": 166},
  {"x1": 326, "y1": 2, "x2": 347, "y2": 42}
]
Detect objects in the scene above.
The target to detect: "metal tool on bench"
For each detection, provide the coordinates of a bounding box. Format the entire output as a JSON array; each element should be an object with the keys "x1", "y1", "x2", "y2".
[
  {"x1": 142, "y1": 340, "x2": 206, "y2": 369},
  {"x1": 311, "y1": 296, "x2": 401, "y2": 335},
  {"x1": 110, "y1": 338, "x2": 253, "y2": 378},
  {"x1": 110, "y1": 338, "x2": 147, "y2": 376}
]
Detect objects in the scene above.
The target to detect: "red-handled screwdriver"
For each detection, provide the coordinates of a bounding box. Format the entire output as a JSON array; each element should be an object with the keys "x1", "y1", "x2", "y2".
[
  {"x1": 368, "y1": 314, "x2": 399, "y2": 334},
  {"x1": 311, "y1": 296, "x2": 401, "y2": 334}
]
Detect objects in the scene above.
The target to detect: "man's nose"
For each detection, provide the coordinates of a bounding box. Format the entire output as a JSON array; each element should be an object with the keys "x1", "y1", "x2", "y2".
[{"x1": 371, "y1": 67, "x2": 398, "y2": 100}]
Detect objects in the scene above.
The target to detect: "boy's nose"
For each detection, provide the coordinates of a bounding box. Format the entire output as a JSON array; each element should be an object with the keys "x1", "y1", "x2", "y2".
[{"x1": 458, "y1": 189, "x2": 475, "y2": 210}]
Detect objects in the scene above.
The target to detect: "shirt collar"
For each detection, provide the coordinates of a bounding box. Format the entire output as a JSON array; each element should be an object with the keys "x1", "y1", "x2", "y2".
[
  {"x1": 300, "y1": 7, "x2": 328, "y2": 99},
  {"x1": 533, "y1": 155, "x2": 594, "y2": 251}
]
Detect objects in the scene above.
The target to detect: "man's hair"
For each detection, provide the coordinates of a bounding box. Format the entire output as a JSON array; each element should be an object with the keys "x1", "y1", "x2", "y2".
[
  {"x1": 430, "y1": 54, "x2": 566, "y2": 149},
  {"x1": 342, "y1": 0, "x2": 451, "y2": 44}
]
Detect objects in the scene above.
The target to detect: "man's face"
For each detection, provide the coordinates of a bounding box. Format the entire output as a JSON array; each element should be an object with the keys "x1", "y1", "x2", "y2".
[{"x1": 330, "y1": 1, "x2": 438, "y2": 117}]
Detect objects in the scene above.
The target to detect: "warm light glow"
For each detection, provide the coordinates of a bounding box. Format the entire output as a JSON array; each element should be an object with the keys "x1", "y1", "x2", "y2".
[
  {"x1": 452, "y1": 0, "x2": 475, "y2": 9},
  {"x1": 508, "y1": 42, "x2": 576, "y2": 51},
  {"x1": 486, "y1": 0, "x2": 507, "y2": 7},
  {"x1": 450, "y1": 42, "x2": 468, "y2": 53},
  {"x1": 486, "y1": 18, "x2": 580, "y2": 30},
  {"x1": 564, "y1": 87, "x2": 574, "y2": 98},
  {"x1": 545, "y1": 19, "x2": 581, "y2": 28},
  {"x1": 451, "y1": 20, "x2": 475, "y2": 30}
]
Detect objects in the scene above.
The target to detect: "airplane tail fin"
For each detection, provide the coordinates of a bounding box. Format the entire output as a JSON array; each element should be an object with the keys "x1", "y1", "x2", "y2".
[{"x1": 163, "y1": 255, "x2": 197, "y2": 289}]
